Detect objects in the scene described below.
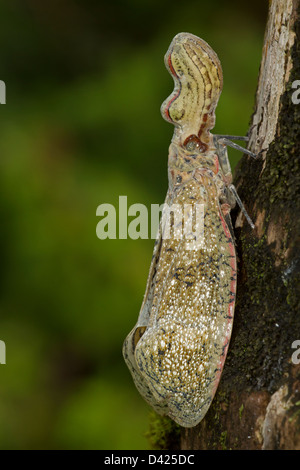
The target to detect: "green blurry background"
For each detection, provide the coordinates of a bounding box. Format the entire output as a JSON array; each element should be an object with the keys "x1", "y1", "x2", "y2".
[{"x1": 0, "y1": 0, "x2": 267, "y2": 449}]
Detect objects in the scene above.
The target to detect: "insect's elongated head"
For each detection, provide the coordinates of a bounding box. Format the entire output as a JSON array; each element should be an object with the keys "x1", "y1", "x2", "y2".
[{"x1": 161, "y1": 33, "x2": 223, "y2": 152}]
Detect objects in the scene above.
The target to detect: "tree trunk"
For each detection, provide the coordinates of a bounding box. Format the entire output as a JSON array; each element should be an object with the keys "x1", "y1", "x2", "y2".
[{"x1": 180, "y1": 0, "x2": 300, "y2": 450}]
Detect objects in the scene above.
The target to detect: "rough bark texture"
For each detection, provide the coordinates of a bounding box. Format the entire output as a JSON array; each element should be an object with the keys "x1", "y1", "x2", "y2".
[{"x1": 177, "y1": 0, "x2": 300, "y2": 450}]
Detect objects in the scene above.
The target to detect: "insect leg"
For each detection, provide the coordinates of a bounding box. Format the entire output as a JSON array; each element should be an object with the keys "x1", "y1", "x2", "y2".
[
  {"x1": 228, "y1": 184, "x2": 255, "y2": 229},
  {"x1": 217, "y1": 137, "x2": 257, "y2": 158},
  {"x1": 213, "y1": 138, "x2": 254, "y2": 228},
  {"x1": 214, "y1": 136, "x2": 256, "y2": 228},
  {"x1": 214, "y1": 134, "x2": 249, "y2": 142}
]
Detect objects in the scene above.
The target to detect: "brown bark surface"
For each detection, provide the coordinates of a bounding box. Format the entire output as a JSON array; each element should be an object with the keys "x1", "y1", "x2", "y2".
[{"x1": 181, "y1": 0, "x2": 300, "y2": 450}]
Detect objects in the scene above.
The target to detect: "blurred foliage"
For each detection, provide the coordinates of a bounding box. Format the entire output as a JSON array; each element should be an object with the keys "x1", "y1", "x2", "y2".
[{"x1": 0, "y1": 0, "x2": 268, "y2": 449}]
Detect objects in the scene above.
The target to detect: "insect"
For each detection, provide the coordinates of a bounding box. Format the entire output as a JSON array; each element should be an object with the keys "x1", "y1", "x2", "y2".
[{"x1": 123, "y1": 32, "x2": 256, "y2": 428}]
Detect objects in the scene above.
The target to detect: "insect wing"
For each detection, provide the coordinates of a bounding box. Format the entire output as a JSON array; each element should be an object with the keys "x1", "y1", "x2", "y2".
[
  {"x1": 134, "y1": 176, "x2": 236, "y2": 427},
  {"x1": 122, "y1": 193, "x2": 172, "y2": 415}
]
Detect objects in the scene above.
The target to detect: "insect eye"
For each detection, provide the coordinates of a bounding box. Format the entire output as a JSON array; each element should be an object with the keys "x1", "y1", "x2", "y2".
[
  {"x1": 183, "y1": 134, "x2": 207, "y2": 153},
  {"x1": 185, "y1": 140, "x2": 196, "y2": 151}
]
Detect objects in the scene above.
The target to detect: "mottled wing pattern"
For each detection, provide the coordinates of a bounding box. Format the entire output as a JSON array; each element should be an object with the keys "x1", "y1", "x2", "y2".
[
  {"x1": 123, "y1": 193, "x2": 172, "y2": 415},
  {"x1": 133, "y1": 175, "x2": 236, "y2": 427}
]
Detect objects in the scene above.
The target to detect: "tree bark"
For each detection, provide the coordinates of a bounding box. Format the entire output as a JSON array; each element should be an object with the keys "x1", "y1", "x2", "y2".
[{"x1": 180, "y1": 0, "x2": 300, "y2": 450}]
